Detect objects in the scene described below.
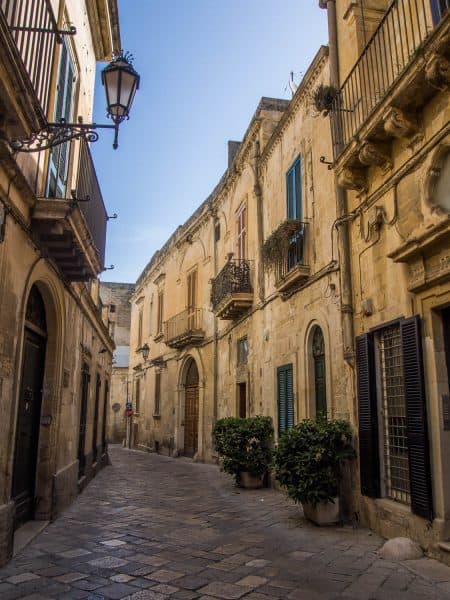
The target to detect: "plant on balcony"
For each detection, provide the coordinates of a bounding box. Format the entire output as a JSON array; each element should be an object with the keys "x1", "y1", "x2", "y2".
[
  {"x1": 213, "y1": 416, "x2": 274, "y2": 488},
  {"x1": 262, "y1": 219, "x2": 303, "y2": 272},
  {"x1": 273, "y1": 417, "x2": 355, "y2": 525},
  {"x1": 312, "y1": 84, "x2": 338, "y2": 114}
]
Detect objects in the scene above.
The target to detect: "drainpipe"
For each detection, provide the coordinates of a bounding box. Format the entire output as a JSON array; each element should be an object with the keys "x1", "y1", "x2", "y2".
[
  {"x1": 322, "y1": 0, "x2": 355, "y2": 366},
  {"x1": 253, "y1": 140, "x2": 265, "y2": 302},
  {"x1": 212, "y1": 207, "x2": 218, "y2": 425}
]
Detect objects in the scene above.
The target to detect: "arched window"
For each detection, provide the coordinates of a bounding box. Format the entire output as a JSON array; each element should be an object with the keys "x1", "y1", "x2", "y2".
[{"x1": 312, "y1": 326, "x2": 327, "y2": 416}]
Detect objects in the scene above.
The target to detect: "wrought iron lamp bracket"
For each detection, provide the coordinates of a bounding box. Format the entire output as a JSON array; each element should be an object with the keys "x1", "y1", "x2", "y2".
[
  {"x1": 107, "y1": 213, "x2": 118, "y2": 221},
  {"x1": 320, "y1": 156, "x2": 335, "y2": 170},
  {"x1": 102, "y1": 265, "x2": 115, "y2": 272},
  {"x1": 9, "y1": 120, "x2": 117, "y2": 153}
]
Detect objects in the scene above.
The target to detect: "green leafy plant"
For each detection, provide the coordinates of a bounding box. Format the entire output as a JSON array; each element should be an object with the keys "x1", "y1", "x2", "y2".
[
  {"x1": 273, "y1": 418, "x2": 356, "y2": 506},
  {"x1": 261, "y1": 219, "x2": 304, "y2": 272},
  {"x1": 213, "y1": 416, "x2": 274, "y2": 483},
  {"x1": 312, "y1": 84, "x2": 338, "y2": 114}
]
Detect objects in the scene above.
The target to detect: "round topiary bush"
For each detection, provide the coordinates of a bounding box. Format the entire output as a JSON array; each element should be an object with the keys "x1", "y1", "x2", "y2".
[
  {"x1": 273, "y1": 418, "x2": 355, "y2": 506},
  {"x1": 213, "y1": 416, "x2": 274, "y2": 484}
]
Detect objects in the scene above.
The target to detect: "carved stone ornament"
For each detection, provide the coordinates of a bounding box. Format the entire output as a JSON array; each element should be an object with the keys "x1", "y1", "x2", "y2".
[
  {"x1": 383, "y1": 106, "x2": 419, "y2": 139},
  {"x1": 358, "y1": 141, "x2": 392, "y2": 170},
  {"x1": 425, "y1": 54, "x2": 450, "y2": 90},
  {"x1": 337, "y1": 167, "x2": 367, "y2": 192}
]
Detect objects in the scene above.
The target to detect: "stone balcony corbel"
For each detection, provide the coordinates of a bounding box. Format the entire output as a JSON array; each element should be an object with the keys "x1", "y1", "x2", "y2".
[
  {"x1": 337, "y1": 166, "x2": 367, "y2": 193},
  {"x1": 358, "y1": 141, "x2": 392, "y2": 172},
  {"x1": 425, "y1": 53, "x2": 450, "y2": 90},
  {"x1": 383, "y1": 106, "x2": 421, "y2": 140}
]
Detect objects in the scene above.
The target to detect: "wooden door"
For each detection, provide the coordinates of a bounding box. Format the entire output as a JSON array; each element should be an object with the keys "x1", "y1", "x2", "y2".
[
  {"x1": 12, "y1": 329, "x2": 46, "y2": 527},
  {"x1": 78, "y1": 364, "x2": 90, "y2": 478},
  {"x1": 184, "y1": 384, "x2": 199, "y2": 457},
  {"x1": 313, "y1": 327, "x2": 327, "y2": 416}
]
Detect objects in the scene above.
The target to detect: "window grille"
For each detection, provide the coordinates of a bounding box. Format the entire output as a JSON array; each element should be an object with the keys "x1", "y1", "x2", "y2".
[{"x1": 379, "y1": 325, "x2": 410, "y2": 504}]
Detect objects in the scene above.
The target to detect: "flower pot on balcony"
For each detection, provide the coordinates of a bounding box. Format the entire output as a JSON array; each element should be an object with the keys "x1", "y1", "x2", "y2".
[
  {"x1": 302, "y1": 498, "x2": 340, "y2": 526},
  {"x1": 239, "y1": 471, "x2": 264, "y2": 489}
]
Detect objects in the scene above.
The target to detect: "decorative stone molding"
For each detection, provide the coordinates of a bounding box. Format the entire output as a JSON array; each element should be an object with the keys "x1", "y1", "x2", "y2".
[
  {"x1": 425, "y1": 54, "x2": 450, "y2": 90},
  {"x1": 383, "y1": 106, "x2": 419, "y2": 139},
  {"x1": 337, "y1": 167, "x2": 367, "y2": 192},
  {"x1": 358, "y1": 141, "x2": 392, "y2": 171}
]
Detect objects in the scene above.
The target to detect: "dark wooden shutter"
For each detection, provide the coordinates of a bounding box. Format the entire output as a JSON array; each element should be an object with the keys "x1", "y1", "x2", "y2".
[
  {"x1": 294, "y1": 158, "x2": 302, "y2": 220},
  {"x1": 401, "y1": 316, "x2": 433, "y2": 520},
  {"x1": 286, "y1": 365, "x2": 294, "y2": 429},
  {"x1": 356, "y1": 333, "x2": 380, "y2": 498},
  {"x1": 286, "y1": 168, "x2": 295, "y2": 219},
  {"x1": 278, "y1": 367, "x2": 287, "y2": 435}
]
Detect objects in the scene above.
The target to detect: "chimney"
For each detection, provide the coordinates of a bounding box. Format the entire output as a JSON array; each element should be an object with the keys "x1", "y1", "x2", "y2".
[{"x1": 228, "y1": 140, "x2": 241, "y2": 169}]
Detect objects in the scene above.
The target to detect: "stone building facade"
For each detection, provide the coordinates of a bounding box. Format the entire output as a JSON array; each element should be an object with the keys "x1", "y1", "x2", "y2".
[
  {"x1": 129, "y1": 47, "x2": 354, "y2": 491},
  {"x1": 100, "y1": 282, "x2": 135, "y2": 443},
  {"x1": 0, "y1": 0, "x2": 119, "y2": 565},
  {"x1": 129, "y1": 0, "x2": 450, "y2": 557},
  {"x1": 320, "y1": 0, "x2": 450, "y2": 555}
]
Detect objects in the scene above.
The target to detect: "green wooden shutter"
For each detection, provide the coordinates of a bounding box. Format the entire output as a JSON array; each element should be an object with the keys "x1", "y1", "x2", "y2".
[
  {"x1": 278, "y1": 364, "x2": 294, "y2": 436},
  {"x1": 278, "y1": 367, "x2": 287, "y2": 436},
  {"x1": 294, "y1": 158, "x2": 302, "y2": 220},
  {"x1": 401, "y1": 316, "x2": 433, "y2": 520},
  {"x1": 356, "y1": 333, "x2": 380, "y2": 498},
  {"x1": 286, "y1": 169, "x2": 295, "y2": 219}
]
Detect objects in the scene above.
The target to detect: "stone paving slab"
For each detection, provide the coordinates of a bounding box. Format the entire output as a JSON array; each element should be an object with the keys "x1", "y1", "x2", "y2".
[{"x1": 1, "y1": 446, "x2": 450, "y2": 598}]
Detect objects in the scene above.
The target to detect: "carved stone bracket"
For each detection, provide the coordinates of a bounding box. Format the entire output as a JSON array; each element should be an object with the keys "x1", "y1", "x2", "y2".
[
  {"x1": 337, "y1": 167, "x2": 367, "y2": 192},
  {"x1": 358, "y1": 141, "x2": 392, "y2": 171},
  {"x1": 383, "y1": 106, "x2": 420, "y2": 139},
  {"x1": 425, "y1": 54, "x2": 450, "y2": 90}
]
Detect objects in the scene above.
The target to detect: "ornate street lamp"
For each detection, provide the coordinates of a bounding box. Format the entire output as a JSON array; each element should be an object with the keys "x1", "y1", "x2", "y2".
[
  {"x1": 9, "y1": 51, "x2": 140, "y2": 152},
  {"x1": 141, "y1": 343, "x2": 150, "y2": 362}
]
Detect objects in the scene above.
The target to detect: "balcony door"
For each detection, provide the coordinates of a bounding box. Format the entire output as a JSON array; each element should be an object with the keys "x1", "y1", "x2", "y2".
[
  {"x1": 12, "y1": 286, "x2": 47, "y2": 528},
  {"x1": 47, "y1": 39, "x2": 76, "y2": 198},
  {"x1": 187, "y1": 269, "x2": 197, "y2": 330},
  {"x1": 286, "y1": 157, "x2": 303, "y2": 269},
  {"x1": 236, "y1": 203, "x2": 247, "y2": 260}
]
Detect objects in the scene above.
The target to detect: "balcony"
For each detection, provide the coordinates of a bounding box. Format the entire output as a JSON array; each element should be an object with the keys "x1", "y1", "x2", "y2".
[
  {"x1": 0, "y1": 0, "x2": 60, "y2": 139},
  {"x1": 32, "y1": 139, "x2": 107, "y2": 281},
  {"x1": 164, "y1": 308, "x2": 205, "y2": 349},
  {"x1": 274, "y1": 222, "x2": 310, "y2": 293},
  {"x1": 330, "y1": 0, "x2": 449, "y2": 180},
  {"x1": 211, "y1": 259, "x2": 253, "y2": 320}
]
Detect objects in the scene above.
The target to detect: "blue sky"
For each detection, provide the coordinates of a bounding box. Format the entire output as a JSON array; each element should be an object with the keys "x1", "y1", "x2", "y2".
[{"x1": 93, "y1": 1, "x2": 328, "y2": 283}]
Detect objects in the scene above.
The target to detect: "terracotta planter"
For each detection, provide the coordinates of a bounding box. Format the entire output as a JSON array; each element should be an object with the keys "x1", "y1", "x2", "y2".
[
  {"x1": 239, "y1": 471, "x2": 264, "y2": 489},
  {"x1": 302, "y1": 497, "x2": 339, "y2": 525}
]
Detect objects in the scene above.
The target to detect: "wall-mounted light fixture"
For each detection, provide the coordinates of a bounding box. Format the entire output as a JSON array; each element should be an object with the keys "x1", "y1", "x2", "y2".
[{"x1": 9, "y1": 51, "x2": 140, "y2": 153}]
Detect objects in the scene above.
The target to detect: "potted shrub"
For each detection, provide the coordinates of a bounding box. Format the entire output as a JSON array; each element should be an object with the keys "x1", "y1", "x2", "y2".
[
  {"x1": 273, "y1": 418, "x2": 355, "y2": 525},
  {"x1": 213, "y1": 416, "x2": 274, "y2": 489}
]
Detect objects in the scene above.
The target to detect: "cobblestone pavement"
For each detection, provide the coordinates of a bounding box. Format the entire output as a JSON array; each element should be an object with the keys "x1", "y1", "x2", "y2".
[{"x1": 3, "y1": 447, "x2": 450, "y2": 600}]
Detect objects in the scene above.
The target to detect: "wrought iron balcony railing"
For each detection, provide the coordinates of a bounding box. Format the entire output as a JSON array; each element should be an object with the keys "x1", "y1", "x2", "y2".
[
  {"x1": 75, "y1": 139, "x2": 107, "y2": 270},
  {"x1": 164, "y1": 308, "x2": 205, "y2": 348},
  {"x1": 330, "y1": 0, "x2": 449, "y2": 159},
  {"x1": 211, "y1": 259, "x2": 253, "y2": 318},
  {"x1": 1, "y1": 0, "x2": 62, "y2": 120},
  {"x1": 275, "y1": 222, "x2": 309, "y2": 286}
]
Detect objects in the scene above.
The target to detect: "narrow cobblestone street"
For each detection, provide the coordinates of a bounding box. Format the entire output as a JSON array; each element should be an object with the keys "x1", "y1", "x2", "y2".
[{"x1": 3, "y1": 446, "x2": 450, "y2": 600}]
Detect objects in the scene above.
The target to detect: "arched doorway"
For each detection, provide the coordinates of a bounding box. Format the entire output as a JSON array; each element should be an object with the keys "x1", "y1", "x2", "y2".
[
  {"x1": 312, "y1": 326, "x2": 327, "y2": 417},
  {"x1": 12, "y1": 285, "x2": 47, "y2": 527},
  {"x1": 184, "y1": 359, "x2": 199, "y2": 457}
]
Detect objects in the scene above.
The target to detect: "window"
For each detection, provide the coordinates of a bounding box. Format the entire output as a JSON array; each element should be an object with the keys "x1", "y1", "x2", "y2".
[
  {"x1": 110, "y1": 304, "x2": 116, "y2": 313},
  {"x1": 154, "y1": 372, "x2": 161, "y2": 415},
  {"x1": 277, "y1": 364, "x2": 294, "y2": 436},
  {"x1": 215, "y1": 221, "x2": 221, "y2": 242},
  {"x1": 157, "y1": 291, "x2": 164, "y2": 335},
  {"x1": 47, "y1": 39, "x2": 76, "y2": 198},
  {"x1": 286, "y1": 156, "x2": 302, "y2": 220},
  {"x1": 237, "y1": 337, "x2": 248, "y2": 365},
  {"x1": 137, "y1": 309, "x2": 143, "y2": 347},
  {"x1": 187, "y1": 269, "x2": 197, "y2": 329},
  {"x1": 135, "y1": 378, "x2": 140, "y2": 414},
  {"x1": 357, "y1": 316, "x2": 432, "y2": 519},
  {"x1": 236, "y1": 203, "x2": 247, "y2": 260},
  {"x1": 149, "y1": 297, "x2": 153, "y2": 336}
]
